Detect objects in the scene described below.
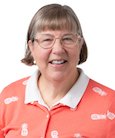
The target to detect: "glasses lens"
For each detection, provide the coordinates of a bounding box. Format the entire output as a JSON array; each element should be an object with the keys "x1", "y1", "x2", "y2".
[
  {"x1": 61, "y1": 34, "x2": 77, "y2": 46},
  {"x1": 35, "y1": 34, "x2": 78, "y2": 49},
  {"x1": 38, "y1": 34, "x2": 54, "y2": 49}
]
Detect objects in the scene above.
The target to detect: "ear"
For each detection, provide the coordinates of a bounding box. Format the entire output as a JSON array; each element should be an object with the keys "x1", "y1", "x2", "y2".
[
  {"x1": 77, "y1": 36, "x2": 84, "y2": 51},
  {"x1": 28, "y1": 40, "x2": 34, "y2": 53}
]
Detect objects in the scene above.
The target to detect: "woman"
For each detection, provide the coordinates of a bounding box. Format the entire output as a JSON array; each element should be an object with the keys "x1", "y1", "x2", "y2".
[{"x1": 0, "y1": 4, "x2": 115, "y2": 138}]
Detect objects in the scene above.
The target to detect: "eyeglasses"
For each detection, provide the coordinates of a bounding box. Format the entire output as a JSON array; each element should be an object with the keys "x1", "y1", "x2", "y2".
[{"x1": 33, "y1": 33, "x2": 80, "y2": 49}]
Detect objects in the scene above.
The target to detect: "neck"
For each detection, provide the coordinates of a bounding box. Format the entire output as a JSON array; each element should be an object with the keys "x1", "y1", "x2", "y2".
[{"x1": 38, "y1": 69, "x2": 79, "y2": 108}]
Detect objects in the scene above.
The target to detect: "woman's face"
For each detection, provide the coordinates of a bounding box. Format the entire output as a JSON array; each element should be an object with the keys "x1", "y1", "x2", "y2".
[{"x1": 29, "y1": 30, "x2": 82, "y2": 81}]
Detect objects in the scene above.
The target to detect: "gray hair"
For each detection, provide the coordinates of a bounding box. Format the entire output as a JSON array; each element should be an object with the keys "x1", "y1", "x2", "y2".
[{"x1": 21, "y1": 4, "x2": 88, "y2": 65}]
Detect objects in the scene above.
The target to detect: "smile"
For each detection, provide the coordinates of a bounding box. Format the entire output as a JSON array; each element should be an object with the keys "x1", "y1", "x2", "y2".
[{"x1": 49, "y1": 60, "x2": 67, "y2": 65}]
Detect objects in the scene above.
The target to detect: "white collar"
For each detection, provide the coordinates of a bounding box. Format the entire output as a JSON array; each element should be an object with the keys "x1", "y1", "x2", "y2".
[{"x1": 25, "y1": 68, "x2": 89, "y2": 109}]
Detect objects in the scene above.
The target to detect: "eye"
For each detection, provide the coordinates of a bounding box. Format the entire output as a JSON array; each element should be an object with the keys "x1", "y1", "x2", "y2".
[
  {"x1": 62, "y1": 36, "x2": 74, "y2": 43},
  {"x1": 40, "y1": 37, "x2": 54, "y2": 46},
  {"x1": 63, "y1": 37, "x2": 72, "y2": 40},
  {"x1": 41, "y1": 38, "x2": 53, "y2": 42}
]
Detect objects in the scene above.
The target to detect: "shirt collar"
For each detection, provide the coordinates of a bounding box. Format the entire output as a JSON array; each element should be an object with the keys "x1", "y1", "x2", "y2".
[{"x1": 24, "y1": 68, "x2": 89, "y2": 109}]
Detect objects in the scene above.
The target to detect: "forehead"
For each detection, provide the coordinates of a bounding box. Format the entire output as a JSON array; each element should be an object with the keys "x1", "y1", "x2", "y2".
[{"x1": 35, "y1": 30, "x2": 74, "y2": 37}]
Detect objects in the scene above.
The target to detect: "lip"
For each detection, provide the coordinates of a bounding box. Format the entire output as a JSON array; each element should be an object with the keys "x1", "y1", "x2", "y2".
[
  {"x1": 49, "y1": 59, "x2": 67, "y2": 64},
  {"x1": 49, "y1": 58, "x2": 67, "y2": 62},
  {"x1": 49, "y1": 59, "x2": 68, "y2": 68}
]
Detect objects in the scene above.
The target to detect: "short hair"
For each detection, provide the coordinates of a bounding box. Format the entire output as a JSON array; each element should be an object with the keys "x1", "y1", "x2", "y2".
[{"x1": 21, "y1": 4, "x2": 88, "y2": 66}]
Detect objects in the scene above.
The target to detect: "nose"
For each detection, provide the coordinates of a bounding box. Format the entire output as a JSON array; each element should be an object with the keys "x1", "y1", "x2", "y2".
[{"x1": 51, "y1": 38, "x2": 65, "y2": 54}]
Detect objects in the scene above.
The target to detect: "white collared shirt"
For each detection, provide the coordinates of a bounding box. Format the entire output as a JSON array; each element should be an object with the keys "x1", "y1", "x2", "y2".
[{"x1": 25, "y1": 68, "x2": 89, "y2": 110}]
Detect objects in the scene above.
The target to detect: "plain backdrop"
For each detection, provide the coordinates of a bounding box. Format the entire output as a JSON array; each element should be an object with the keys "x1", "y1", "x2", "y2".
[{"x1": 0, "y1": 0, "x2": 115, "y2": 92}]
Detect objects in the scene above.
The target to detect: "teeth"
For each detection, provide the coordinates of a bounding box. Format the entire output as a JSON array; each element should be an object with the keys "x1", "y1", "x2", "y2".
[{"x1": 51, "y1": 60, "x2": 65, "y2": 64}]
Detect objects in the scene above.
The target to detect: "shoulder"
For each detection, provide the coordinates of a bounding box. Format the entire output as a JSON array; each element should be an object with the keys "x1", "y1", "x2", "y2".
[
  {"x1": 88, "y1": 79, "x2": 115, "y2": 96},
  {"x1": 85, "y1": 79, "x2": 115, "y2": 115},
  {"x1": 86, "y1": 79, "x2": 115, "y2": 108},
  {"x1": 0, "y1": 77, "x2": 30, "y2": 100},
  {"x1": 0, "y1": 77, "x2": 30, "y2": 128}
]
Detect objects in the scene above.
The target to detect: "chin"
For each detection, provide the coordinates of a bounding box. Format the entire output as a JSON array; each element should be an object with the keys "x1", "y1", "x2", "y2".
[{"x1": 48, "y1": 72, "x2": 66, "y2": 81}]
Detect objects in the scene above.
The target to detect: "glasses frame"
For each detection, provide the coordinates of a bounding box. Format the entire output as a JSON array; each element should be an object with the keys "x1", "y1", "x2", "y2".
[{"x1": 33, "y1": 33, "x2": 81, "y2": 49}]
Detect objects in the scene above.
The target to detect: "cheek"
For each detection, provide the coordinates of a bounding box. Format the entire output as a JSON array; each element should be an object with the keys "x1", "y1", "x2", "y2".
[
  {"x1": 32, "y1": 48, "x2": 51, "y2": 64},
  {"x1": 70, "y1": 47, "x2": 81, "y2": 61}
]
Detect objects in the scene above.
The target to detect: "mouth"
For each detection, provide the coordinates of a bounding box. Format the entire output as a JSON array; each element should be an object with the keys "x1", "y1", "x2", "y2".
[{"x1": 49, "y1": 59, "x2": 67, "y2": 65}]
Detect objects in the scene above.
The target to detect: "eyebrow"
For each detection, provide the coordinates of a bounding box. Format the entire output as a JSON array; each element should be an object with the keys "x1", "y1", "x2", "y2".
[{"x1": 37, "y1": 33, "x2": 76, "y2": 36}]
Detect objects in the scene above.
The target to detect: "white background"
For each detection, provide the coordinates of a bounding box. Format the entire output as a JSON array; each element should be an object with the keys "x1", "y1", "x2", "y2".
[{"x1": 0, "y1": 0, "x2": 115, "y2": 92}]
